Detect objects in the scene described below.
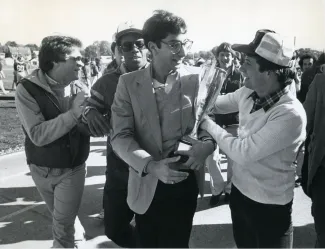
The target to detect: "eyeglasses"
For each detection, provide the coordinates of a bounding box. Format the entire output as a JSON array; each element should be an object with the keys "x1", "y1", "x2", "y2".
[
  {"x1": 69, "y1": 56, "x2": 83, "y2": 62},
  {"x1": 120, "y1": 39, "x2": 145, "y2": 52},
  {"x1": 160, "y1": 39, "x2": 193, "y2": 54}
]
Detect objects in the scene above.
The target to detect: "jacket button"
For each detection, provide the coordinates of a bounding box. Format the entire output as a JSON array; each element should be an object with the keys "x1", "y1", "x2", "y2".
[{"x1": 67, "y1": 145, "x2": 70, "y2": 148}]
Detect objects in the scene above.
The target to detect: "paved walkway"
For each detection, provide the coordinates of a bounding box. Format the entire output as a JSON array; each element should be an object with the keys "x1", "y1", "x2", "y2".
[{"x1": 0, "y1": 138, "x2": 316, "y2": 248}]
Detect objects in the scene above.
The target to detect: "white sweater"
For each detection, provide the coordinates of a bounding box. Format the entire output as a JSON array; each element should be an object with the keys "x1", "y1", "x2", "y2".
[{"x1": 211, "y1": 86, "x2": 306, "y2": 205}]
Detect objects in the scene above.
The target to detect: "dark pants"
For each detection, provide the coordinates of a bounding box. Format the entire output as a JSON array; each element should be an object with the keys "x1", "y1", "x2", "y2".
[
  {"x1": 103, "y1": 150, "x2": 136, "y2": 248},
  {"x1": 311, "y1": 167, "x2": 325, "y2": 248},
  {"x1": 230, "y1": 185, "x2": 293, "y2": 248},
  {"x1": 135, "y1": 170, "x2": 199, "y2": 248}
]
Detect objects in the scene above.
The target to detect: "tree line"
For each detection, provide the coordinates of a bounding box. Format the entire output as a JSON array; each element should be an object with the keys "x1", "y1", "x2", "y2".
[
  {"x1": 0, "y1": 40, "x2": 323, "y2": 60},
  {"x1": 0, "y1": 40, "x2": 114, "y2": 59}
]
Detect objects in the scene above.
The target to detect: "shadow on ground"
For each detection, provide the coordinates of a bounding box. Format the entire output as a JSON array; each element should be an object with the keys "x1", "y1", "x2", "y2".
[{"x1": 0, "y1": 163, "x2": 317, "y2": 248}]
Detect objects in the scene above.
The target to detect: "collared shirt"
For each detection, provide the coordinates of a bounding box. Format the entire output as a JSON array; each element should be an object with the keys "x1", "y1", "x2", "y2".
[
  {"x1": 150, "y1": 67, "x2": 193, "y2": 158},
  {"x1": 248, "y1": 87, "x2": 288, "y2": 113},
  {"x1": 152, "y1": 71, "x2": 182, "y2": 158}
]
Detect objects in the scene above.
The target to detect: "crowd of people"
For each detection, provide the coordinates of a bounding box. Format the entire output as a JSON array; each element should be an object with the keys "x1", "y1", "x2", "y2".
[{"x1": 12, "y1": 9, "x2": 325, "y2": 249}]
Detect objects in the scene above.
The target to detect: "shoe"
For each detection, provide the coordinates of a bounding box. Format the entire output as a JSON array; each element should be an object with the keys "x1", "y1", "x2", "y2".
[
  {"x1": 97, "y1": 209, "x2": 104, "y2": 219},
  {"x1": 295, "y1": 177, "x2": 302, "y2": 188},
  {"x1": 209, "y1": 193, "x2": 222, "y2": 206},
  {"x1": 224, "y1": 193, "x2": 230, "y2": 203}
]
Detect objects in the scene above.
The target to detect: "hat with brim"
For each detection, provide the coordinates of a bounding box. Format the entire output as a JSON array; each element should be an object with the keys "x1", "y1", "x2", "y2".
[
  {"x1": 232, "y1": 29, "x2": 295, "y2": 67},
  {"x1": 115, "y1": 21, "x2": 142, "y2": 41},
  {"x1": 232, "y1": 44, "x2": 256, "y2": 56}
]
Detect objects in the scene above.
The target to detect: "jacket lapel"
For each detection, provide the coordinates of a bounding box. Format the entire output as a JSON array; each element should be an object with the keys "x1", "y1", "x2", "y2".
[
  {"x1": 135, "y1": 66, "x2": 163, "y2": 152},
  {"x1": 179, "y1": 66, "x2": 200, "y2": 136}
]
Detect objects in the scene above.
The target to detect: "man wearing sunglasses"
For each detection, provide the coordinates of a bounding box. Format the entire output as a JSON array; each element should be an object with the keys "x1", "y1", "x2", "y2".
[
  {"x1": 111, "y1": 10, "x2": 215, "y2": 247},
  {"x1": 82, "y1": 21, "x2": 148, "y2": 247}
]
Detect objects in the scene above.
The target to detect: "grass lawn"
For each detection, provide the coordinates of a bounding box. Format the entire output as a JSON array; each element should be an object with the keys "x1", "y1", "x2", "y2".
[
  {"x1": 0, "y1": 100, "x2": 25, "y2": 155},
  {"x1": 0, "y1": 64, "x2": 24, "y2": 155},
  {"x1": 2, "y1": 64, "x2": 15, "y2": 90}
]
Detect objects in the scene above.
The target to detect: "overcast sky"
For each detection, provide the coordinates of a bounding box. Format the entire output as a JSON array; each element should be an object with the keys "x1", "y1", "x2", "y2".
[{"x1": 1, "y1": 0, "x2": 325, "y2": 51}]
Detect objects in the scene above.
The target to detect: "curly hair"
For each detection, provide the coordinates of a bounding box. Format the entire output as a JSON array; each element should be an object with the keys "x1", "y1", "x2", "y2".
[
  {"x1": 143, "y1": 10, "x2": 187, "y2": 50},
  {"x1": 39, "y1": 36, "x2": 82, "y2": 73},
  {"x1": 298, "y1": 53, "x2": 317, "y2": 69},
  {"x1": 215, "y1": 42, "x2": 236, "y2": 58}
]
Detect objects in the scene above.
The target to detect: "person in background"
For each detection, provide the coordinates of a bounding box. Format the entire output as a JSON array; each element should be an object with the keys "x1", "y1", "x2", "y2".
[
  {"x1": 303, "y1": 73, "x2": 325, "y2": 247},
  {"x1": 233, "y1": 51, "x2": 242, "y2": 69},
  {"x1": 12, "y1": 54, "x2": 29, "y2": 90},
  {"x1": 0, "y1": 60, "x2": 9, "y2": 94},
  {"x1": 298, "y1": 53, "x2": 325, "y2": 103},
  {"x1": 15, "y1": 35, "x2": 89, "y2": 248},
  {"x1": 90, "y1": 59, "x2": 99, "y2": 85},
  {"x1": 95, "y1": 57, "x2": 102, "y2": 78},
  {"x1": 299, "y1": 53, "x2": 317, "y2": 73},
  {"x1": 79, "y1": 57, "x2": 91, "y2": 94},
  {"x1": 207, "y1": 42, "x2": 243, "y2": 206}
]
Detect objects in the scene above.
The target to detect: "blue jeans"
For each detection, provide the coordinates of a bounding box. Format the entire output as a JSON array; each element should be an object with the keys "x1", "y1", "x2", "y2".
[
  {"x1": 230, "y1": 185, "x2": 293, "y2": 248},
  {"x1": 29, "y1": 164, "x2": 86, "y2": 248}
]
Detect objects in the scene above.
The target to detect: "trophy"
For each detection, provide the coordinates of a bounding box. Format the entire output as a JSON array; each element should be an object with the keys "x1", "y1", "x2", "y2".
[{"x1": 174, "y1": 60, "x2": 227, "y2": 162}]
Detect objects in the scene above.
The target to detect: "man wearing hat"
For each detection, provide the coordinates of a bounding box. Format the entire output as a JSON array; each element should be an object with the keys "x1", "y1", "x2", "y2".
[
  {"x1": 82, "y1": 21, "x2": 148, "y2": 247},
  {"x1": 201, "y1": 29, "x2": 306, "y2": 248}
]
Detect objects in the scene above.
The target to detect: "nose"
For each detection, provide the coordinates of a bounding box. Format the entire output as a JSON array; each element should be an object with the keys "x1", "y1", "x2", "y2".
[
  {"x1": 178, "y1": 45, "x2": 186, "y2": 58},
  {"x1": 130, "y1": 44, "x2": 141, "y2": 53},
  {"x1": 77, "y1": 60, "x2": 84, "y2": 67}
]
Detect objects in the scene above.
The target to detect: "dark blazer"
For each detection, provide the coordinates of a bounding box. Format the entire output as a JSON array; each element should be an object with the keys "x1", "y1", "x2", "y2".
[{"x1": 303, "y1": 73, "x2": 325, "y2": 192}]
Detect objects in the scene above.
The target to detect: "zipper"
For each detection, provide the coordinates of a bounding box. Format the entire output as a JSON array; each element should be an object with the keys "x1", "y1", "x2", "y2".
[{"x1": 44, "y1": 91, "x2": 62, "y2": 113}]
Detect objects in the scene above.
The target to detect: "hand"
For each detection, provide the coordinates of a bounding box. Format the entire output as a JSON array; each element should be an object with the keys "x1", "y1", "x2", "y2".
[
  {"x1": 175, "y1": 137, "x2": 214, "y2": 171},
  {"x1": 86, "y1": 109, "x2": 110, "y2": 137},
  {"x1": 74, "y1": 81, "x2": 90, "y2": 94},
  {"x1": 70, "y1": 91, "x2": 87, "y2": 119},
  {"x1": 146, "y1": 156, "x2": 189, "y2": 184}
]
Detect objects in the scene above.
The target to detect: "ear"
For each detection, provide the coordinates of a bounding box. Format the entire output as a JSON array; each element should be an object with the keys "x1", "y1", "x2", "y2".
[
  {"x1": 148, "y1": 41, "x2": 158, "y2": 56},
  {"x1": 266, "y1": 70, "x2": 276, "y2": 80}
]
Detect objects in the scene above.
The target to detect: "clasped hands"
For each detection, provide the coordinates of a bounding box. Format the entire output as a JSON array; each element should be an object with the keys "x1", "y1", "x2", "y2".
[{"x1": 146, "y1": 135, "x2": 215, "y2": 185}]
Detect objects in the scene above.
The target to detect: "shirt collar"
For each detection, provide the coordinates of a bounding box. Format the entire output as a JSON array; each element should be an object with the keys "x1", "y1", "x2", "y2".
[
  {"x1": 150, "y1": 63, "x2": 179, "y2": 88},
  {"x1": 248, "y1": 87, "x2": 288, "y2": 112},
  {"x1": 45, "y1": 73, "x2": 60, "y2": 86},
  {"x1": 117, "y1": 62, "x2": 149, "y2": 75}
]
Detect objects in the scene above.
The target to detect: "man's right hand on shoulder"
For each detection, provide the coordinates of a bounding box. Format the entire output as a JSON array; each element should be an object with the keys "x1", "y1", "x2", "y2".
[
  {"x1": 146, "y1": 156, "x2": 189, "y2": 184},
  {"x1": 85, "y1": 108, "x2": 110, "y2": 137}
]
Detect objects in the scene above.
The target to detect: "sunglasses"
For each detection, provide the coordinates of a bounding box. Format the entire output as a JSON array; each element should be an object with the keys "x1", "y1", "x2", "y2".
[
  {"x1": 69, "y1": 56, "x2": 83, "y2": 62},
  {"x1": 160, "y1": 39, "x2": 193, "y2": 55},
  {"x1": 120, "y1": 39, "x2": 145, "y2": 52}
]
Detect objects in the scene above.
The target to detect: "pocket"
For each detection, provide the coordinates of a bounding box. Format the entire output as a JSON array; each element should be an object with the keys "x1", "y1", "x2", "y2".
[{"x1": 29, "y1": 164, "x2": 49, "y2": 178}]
